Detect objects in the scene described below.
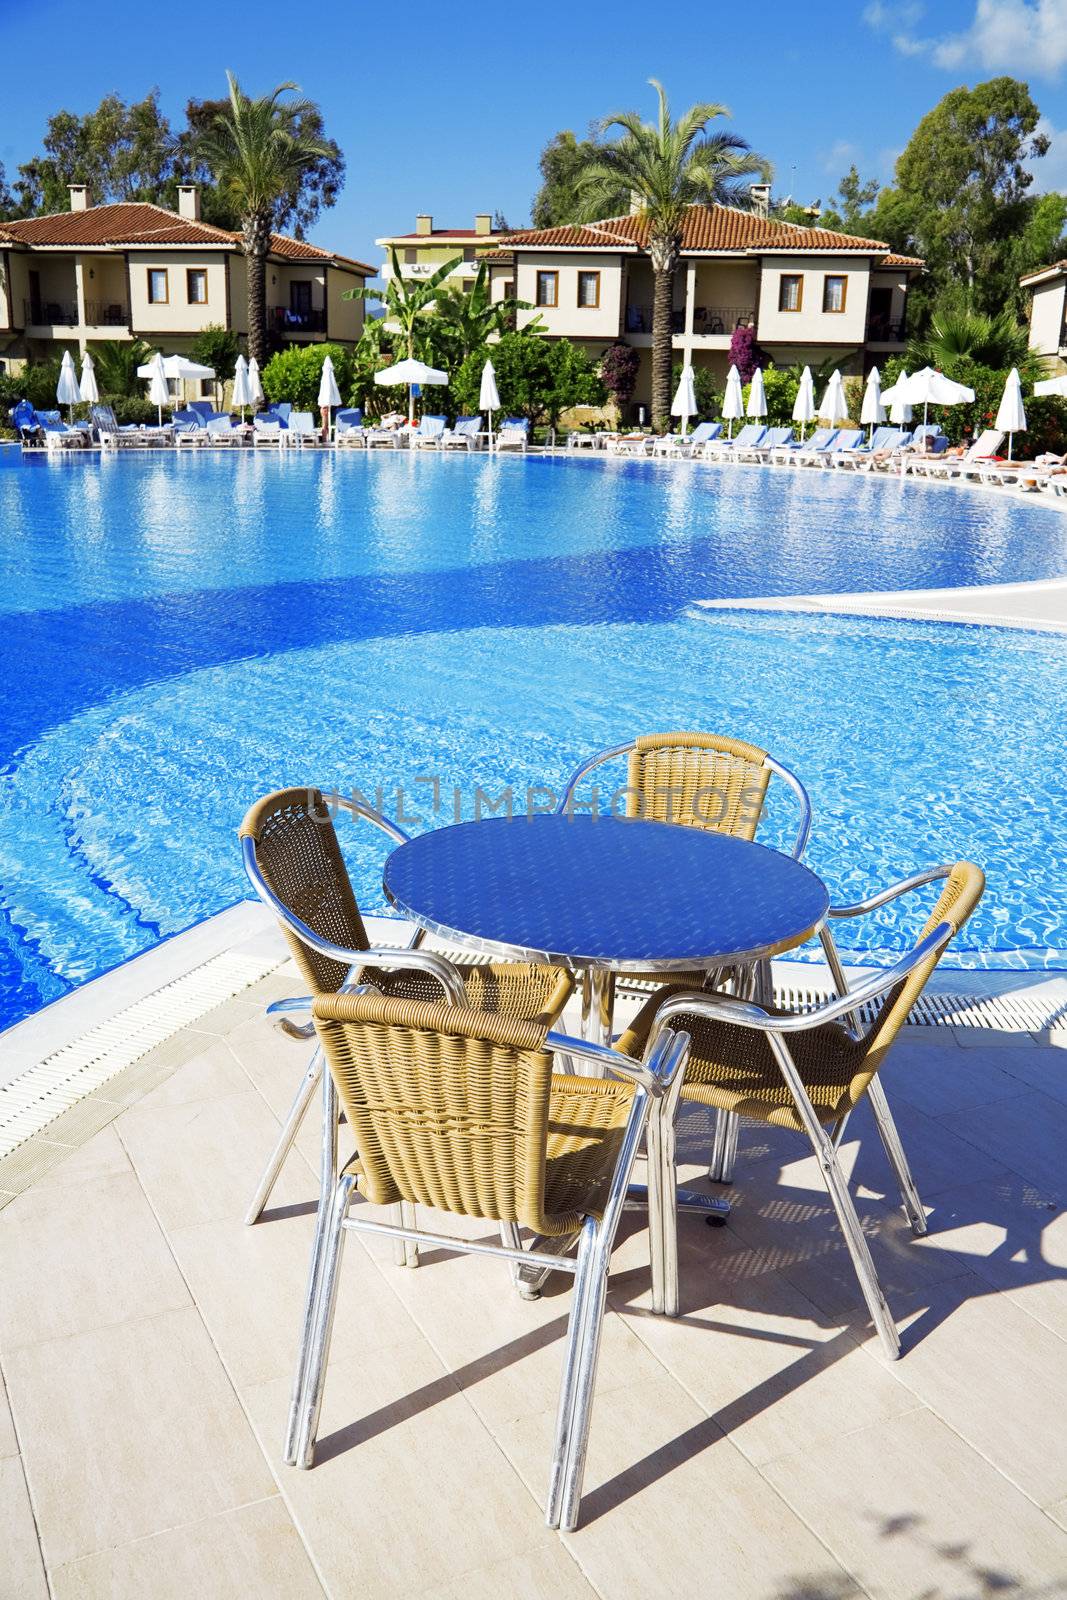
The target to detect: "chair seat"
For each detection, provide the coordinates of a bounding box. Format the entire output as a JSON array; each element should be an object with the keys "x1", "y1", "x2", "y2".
[
  {"x1": 369, "y1": 961, "x2": 572, "y2": 1027},
  {"x1": 619, "y1": 986, "x2": 867, "y2": 1132}
]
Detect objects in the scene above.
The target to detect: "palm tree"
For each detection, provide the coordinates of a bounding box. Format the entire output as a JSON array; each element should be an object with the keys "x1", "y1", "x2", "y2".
[
  {"x1": 87, "y1": 338, "x2": 152, "y2": 396},
  {"x1": 344, "y1": 247, "x2": 464, "y2": 361},
  {"x1": 572, "y1": 80, "x2": 770, "y2": 429},
  {"x1": 432, "y1": 262, "x2": 536, "y2": 361},
  {"x1": 198, "y1": 73, "x2": 332, "y2": 366},
  {"x1": 909, "y1": 304, "x2": 1035, "y2": 375}
]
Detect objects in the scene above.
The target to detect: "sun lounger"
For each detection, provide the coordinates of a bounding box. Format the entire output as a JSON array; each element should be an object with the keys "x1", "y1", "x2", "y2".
[
  {"x1": 607, "y1": 432, "x2": 653, "y2": 456},
  {"x1": 410, "y1": 415, "x2": 448, "y2": 450},
  {"x1": 704, "y1": 423, "x2": 767, "y2": 458},
  {"x1": 937, "y1": 429, "x2": 1006, "y2": 480},
  {"x1": 653, "y1": 421, "x2": 722, "y2": 457},
  {"x1": 788, "y1": 427, "x2": 845, "y2": 466},
  {"x1": 286, "y1": 411, "x2": 322, "y2": 447},
  {"x1": 835, "y1": 426, "x2": 906, "y2": 470},
  {"x1": 334, "y1": 408, "x2": 364, "y2": 447},
  {"x1": 495, "y1": 417, "x2": 530, "y2": 452},
  {"x1": 189, "y1": 400, "x2": 228, "y2": 425},
  {"x1": 205, "y1": 416, "x2": 244, "y2": 446},
  {"x1": 738, "y1": 425, "x2": 793, "y2": 461},
  {"x1": 253, "y1": 417, "x2": 283, "y2": 447},
  {"x1": 820, "y1": 429, "x2": 864, "y2": 466},
  {"x1": 440, "y1": 415, "x2": 483, "y2": 450}
]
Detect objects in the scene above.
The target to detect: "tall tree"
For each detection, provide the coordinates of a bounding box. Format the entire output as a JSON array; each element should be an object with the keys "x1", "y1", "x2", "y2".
[
  {"x1": 571, "y1": 80, "x2": 769, "y2": 429},
  {"x1": 181, "y1": 96, "x2": 344, "y2": 239},
  {"x1": 0, "y1": 161, "x2": 15, "y2": 219},
  {"x1": 869, "y1": 78, "x2": 1049, "y2": 315},
  {"x1": 12, "y1": 92, "x2": 178, "y2": 214},
  {"x1": 431, "y1": 262, "x2": 535, "y2": 361},
  {"x1": 531, "y1": 130, "x2": 626, "y2": 229},
  {"x1": 197, "y1": 74, "x2": 333, "y2": 366},
  {"x1": 345, "y1": 247, "x2": 463, "y2": 361},
  {"x1": 818, "y1": 165, "x2": 881, "y2": 235}
]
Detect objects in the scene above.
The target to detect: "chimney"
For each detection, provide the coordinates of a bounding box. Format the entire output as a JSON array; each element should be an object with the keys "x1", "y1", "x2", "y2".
[
  {"x1": 69, "y1": 183, "x2": 90, "y2": 212},
  {"x1": 474, "y1": 213, "x2": 492, "y2": 236},
  {"x1": 749, "y1": 183, "x2": 771, "y2": 219},
  {"x1": 177, "y1": 184, "x2": 201, "y2": 222},
  {"x1": 415, "y1": 213, "x2": 433, "y2": 236}
]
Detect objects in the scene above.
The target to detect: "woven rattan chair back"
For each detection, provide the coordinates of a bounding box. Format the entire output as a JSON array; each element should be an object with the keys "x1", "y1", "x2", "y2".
[
  {"x1": 857, "y1": 861, "x2": 985, "y2": 1087},
  {"x1": 311, "y1": 990, "x2": 633, "y2": 1236},
  {"x1": 626, "y1": 731, "x2": 772, "y2": 840},
  {"x1": 240, "y1": 787, "x2": 369, "y2": 995}
]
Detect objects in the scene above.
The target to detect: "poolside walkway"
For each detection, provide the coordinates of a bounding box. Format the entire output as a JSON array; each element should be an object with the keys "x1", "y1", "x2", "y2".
[{"x1": 2, "y1": 930, "x2": 1067, "y2": 1598}]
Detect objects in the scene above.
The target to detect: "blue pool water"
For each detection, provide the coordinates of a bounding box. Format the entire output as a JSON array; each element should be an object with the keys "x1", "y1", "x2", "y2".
[{"x1": 0, "y1": 447, "x2": 1065, "y2": 1029}]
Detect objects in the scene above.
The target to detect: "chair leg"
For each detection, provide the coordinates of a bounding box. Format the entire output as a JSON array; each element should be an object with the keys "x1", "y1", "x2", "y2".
[
  {"x1": 767, "y1": 1036, "x2": 900, "y2": 1361},
  {"x1": 556, "y1": 1226, "x2": 613, "y2": 1532},
  {"x1": 865, "y1": 1078, "x2": 927, "y2": 1236},
  {"x1": 293, "y1": 1172, "x2": 357, "y2": 1468},
  {"x1": 707, "y1": 1107, "x2": 739, "y2": 1183},
  {"x1": 284, "y1": 1068, "x2": 338, "y2": 1464},
  {"x1": 391, "y1": 1201, "x2": 420, "y2": 1267},
  {"x1": 245, "y1": 1047, "x2": 322, "y2": 1225},
  {"x1": 546, "y1": 1217, "x2": 600, "y2": 1529}
]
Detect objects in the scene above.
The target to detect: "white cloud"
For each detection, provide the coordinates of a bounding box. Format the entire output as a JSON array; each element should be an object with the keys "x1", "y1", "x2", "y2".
[
  {"x1": 866, "y1": 0, "x2": 1067, "y2": 79},
  {"x1": 823, "y1": 140, "x2": 861, "y2": 174},
  {"x1": 1032, "y1": 115, "x2": 1067, "y2": 190}
]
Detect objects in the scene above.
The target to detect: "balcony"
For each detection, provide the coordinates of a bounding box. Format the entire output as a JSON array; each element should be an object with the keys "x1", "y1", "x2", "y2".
[
  {"x1": 272, "y1": 306, "x2": 326, "y2": 334},
  {"x1": 624, "y1": 303, "x2": 755, "y2": 336},
  {"x1": 23, "y1": 299, "x2": 129, "y2": 328},
  {"x1": 866, "y1": 315, "x2": 906, "y2": 345}
]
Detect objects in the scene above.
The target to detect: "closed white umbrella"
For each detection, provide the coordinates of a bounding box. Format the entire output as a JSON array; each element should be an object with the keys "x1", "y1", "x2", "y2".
[
  {"x1": 231, "y1": 354, "x2": 252, "y2": 418},
  {"x1": 818, "y1": 369, "x2": 848, "y2": 426},
  {"x1": 994, "y1": 367, "x2": 1026, "y2": 459},
  {"x1": 143, "y1": 351, "x2": 170, "y2": 426},
  {"x1": 746, "y1": 366, "x2": 767, "y2": 419},
  {"x1": 860, "y1": 367, "x2": 885, "y2": 440},
  {"x1": 56, "y1": 350, "x2": 80, "y2": 419},
  {"x1": 479, "y1": 358, "x2": 500, "y2": 450},
  {"x1": 247, "y1": 357, "x2": 264, "y2": 410},
  {"x1": 722, "y1": 363, "x2": 744, "y2": 438},
  {"x1": 670, "y1": 364, "x2": 698, "y2": 436},
  {"x1": 901, "y1": 365, "x2": 974, "y2": 427},
  {"x1": 317, "y1": 354, "x2": 342, "y2": 440},
  {"x1": 1034, "y1": 374, "x2": 1067, "y2": 398},
  {"x1": 792, "y1": 365, "x2": 815, "y2": 439},
  {"x1": 78, "y1": 351, "x2": 99, "y2": 405},
  {"x1": 881, "y1": 370, "x2": 913, "y2": 426},
  {"x1": 136, "y1": 353, "x2": 215, "y2": 410},
  {"x1": 374, "y1": 356, "x2": 448, "y2": 424}
]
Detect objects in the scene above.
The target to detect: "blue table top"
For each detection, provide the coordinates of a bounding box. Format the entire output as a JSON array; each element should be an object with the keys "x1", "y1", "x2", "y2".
[{"x1": 382, "y1": 814, "x2": 828, "y2": 971}]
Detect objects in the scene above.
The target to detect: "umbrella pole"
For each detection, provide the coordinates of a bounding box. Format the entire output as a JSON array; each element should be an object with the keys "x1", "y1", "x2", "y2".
[
  {"x1": 408, "y1": 386, "x2": 414, "y2": 426},
  {"x1": 488, "y1": 410, "x2": 493, "y2": 452}
]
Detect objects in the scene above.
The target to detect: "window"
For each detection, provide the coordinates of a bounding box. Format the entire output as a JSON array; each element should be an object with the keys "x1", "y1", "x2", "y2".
[
  {"x1": 147, "y1": 268, "x2": 168, "y2": 304},
  {"x1": 186, "y1": 268, "x2": 207, "y2": 305},
  {"x1": 778, "y1": 274, "x2": 802, "y2": 313},
  {"x1": 536, "y1": 270, "x2": 559, "y2": 308},
  {"x1": 577, "y1": 270, "x2": 600, "y2": 308},
  {"x1": 462, "y1": 245, "x2": 476, "y2": 263},
  {"x1": 404, "y1": 247, "x2": 417, "y2": 264},
  {"x1": 822, "y1": 275, "x2": 847, "y2": 314}
]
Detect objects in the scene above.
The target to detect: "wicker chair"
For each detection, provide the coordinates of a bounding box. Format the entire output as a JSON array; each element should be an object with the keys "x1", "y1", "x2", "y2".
[
  {"x1": 617, "y1": 861, "x2": 985, "y2": 1351},
  {"x1": 239, "y1": 787, "x2": 574, "y2": 1223},
  {"x1": 556, "y1": 730, "x2": 812, "y2": 1179},
  {"x1": 285, "y1": 988, "x2": 688, "y2": 1532}
]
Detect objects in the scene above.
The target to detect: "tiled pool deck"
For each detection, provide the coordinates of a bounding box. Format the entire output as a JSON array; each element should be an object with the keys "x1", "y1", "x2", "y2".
[{"x1": 2, "y1": 910, "x2": 1067, "y2": 1598}]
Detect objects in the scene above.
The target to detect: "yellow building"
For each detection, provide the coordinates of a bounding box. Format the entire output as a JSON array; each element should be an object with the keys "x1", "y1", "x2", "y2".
[
  {"x1": 0, "y1": 185, "x2": 374, "y2": 369},
  {"x1": 375, "y1": 212, "x2": 504, "y2": 291}
]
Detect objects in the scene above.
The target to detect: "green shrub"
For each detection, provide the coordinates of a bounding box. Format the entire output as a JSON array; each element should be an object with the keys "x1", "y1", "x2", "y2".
[
  {"x1": 452, "y1": 333, "x2": 605, "y2": 427},
  {"x1": 671, "y1": 361, "x2": 720, "y2": 422},
  {"x1": 261, "y1": 342, "x2": 354, "y2": 409},
  {"x1": 879, "y1": 354, "x2": 1067, "y2": 453}
]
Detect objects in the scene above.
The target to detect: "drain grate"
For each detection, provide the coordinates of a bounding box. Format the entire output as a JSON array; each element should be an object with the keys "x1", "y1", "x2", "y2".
[{"x1": 0, "y1": 950, "x2": 283, "y2": 1157}]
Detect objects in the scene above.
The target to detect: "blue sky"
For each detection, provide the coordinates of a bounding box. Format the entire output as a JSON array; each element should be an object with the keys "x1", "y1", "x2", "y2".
[{"x1": 2, "y1": 0, "x2": 1066, "y2": 273}]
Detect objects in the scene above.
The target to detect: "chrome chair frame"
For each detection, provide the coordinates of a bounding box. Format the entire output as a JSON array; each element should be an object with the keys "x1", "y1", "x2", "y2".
[
  {"x1": 643, "y1": 863, "x2": 957, "y2": 1349},
  {"x1": 286, "y1": 1022, "x2": 689, "y2": 1534},
  {"x1": 554, "y1": 736, "x2": 813, "y2": 1184},
  {"x1": 241, "y1": 797, "x2": 459, "y2": 1225}
]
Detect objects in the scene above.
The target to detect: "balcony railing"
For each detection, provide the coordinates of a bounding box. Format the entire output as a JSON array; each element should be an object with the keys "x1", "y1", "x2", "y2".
[
  {"x1": 866, "y1": 317, "x2": 906, "y2": 344},
  {"x1": 272, "y1": 305, "x2": 326, "y2": 333},
  {"x1": 23, "y1": 299, "x2": 129, "y2": 327},
  {"x1": 624, "y1": 304, "x2": 755, "y2": 336}
]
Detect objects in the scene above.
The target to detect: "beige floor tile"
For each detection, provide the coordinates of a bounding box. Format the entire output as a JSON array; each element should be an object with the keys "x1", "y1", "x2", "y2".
[
  {"x1": 989, "y1": 1045, "x2": 1067, "y2": 1106},
  {"x1": 49, "y1": 1495, "x2": 324, "y2": 1600},
  {"x1": 181, "y1": 994, "x2": 262, "y2": 1038},
  {"x1": 32, "y1": 1123, "x2": 131, "y2": 1189},
  {"x1": 855, "y1": 1272, "x2": 1067, "y2": 1505},
  {"x1": 242, "y1": 1339, "x2": 542, "y2": 1597},
  {"x1": 6, "y1": 1306, "x2": 275, "y2": 1567},
  {"x1": 1048, "y1": 1497, "x2": 1067, "y2": 1534},
  {"x1": 131, "y1": 1037, "x2": 258, "y2": 1110},
  {"x1": 117, "y1": 1088, "x2": 313, "y2": 1231},
  {"x1": 881, "y1": 1039, "x2": 1031, "y2": 1117},
  {"x1": 837, "y1": 1094, "x2": 1010, "y2": 1201},
  {"x1": 0, "y1": 1370, "x2": 18, "y2": 1458},
  {"x1": 953, "y1": 1025, "x2": 1038, "y2": 1048},
  {"x1": 0, "y1": 1137, "x2": 81, "y2": 1194},
  {"x1": 0, "y1": 1454, "x2": 48, "y2": 1600},
  {"x1": 497, "y1": 1373, "x2": 850, "y2": 1598},
  {"x1": 763, "y1": 1405, "x2": 1067, "y2": 1600},
  {"x1": 0, "y1": 1170, "x2": 190, "y2": 1353},
  {"x1": 614, "y1": 1232, "x2": 917, "y2": 1468},
  {"x1": 166, "y1": 1208, "x2": 418, "y2": 1389},
  {"x1": 419, "y1": 1540, "x2": 596, "y2": 1599},
  {"x1": 941, "y1": 1089, "x2": 1067, "y2": 1200}
]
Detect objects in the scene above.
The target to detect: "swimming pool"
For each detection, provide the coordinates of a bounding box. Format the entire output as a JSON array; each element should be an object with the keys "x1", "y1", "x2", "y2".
[{"x1": 0, "y1": 447, "x2": 1065, "y2": 1029}]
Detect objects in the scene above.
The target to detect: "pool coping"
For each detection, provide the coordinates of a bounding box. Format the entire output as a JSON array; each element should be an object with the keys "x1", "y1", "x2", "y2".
[{"x1": 693, "y1": 576, "x2": 1067, "y2": 634}]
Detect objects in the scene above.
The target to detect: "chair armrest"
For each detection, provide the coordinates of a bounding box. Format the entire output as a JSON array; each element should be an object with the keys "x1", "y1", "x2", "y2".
[
  {"x1": 827, "y1": 864, "x2": 953, "y2": 919},
  {"x1": 646, "y1": 922, "x2": 953, "y2": 1038},
  {"x1": 545, "y1": 1027, "x2": 689, "y2": 1096},
  {"x1": 552, "y1": 742, "x2": 634, "y2": 815}
]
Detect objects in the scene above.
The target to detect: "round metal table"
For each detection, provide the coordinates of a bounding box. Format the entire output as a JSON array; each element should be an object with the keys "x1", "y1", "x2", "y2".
[{"x1": 383, "y1": 814, "x2": 829, "y2": 1224}]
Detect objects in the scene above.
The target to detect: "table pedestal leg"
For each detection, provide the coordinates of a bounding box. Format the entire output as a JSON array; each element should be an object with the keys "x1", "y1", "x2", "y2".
[{"x1": 580, "y1": 970, "x2": 615, "y2": 1048}]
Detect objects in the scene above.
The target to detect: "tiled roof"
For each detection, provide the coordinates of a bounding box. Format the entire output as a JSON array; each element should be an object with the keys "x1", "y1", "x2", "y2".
[
  {"x1": 502, "y1": 205, "x2": 904, "y2": 257},
  {"x1": 382, "y1": 229, "x2": 502, "y2": 241},
  {"x1": 880, "y1": 253, "x2": 924, "y2": 269},
  {"x1": 0, "y1": 201, "x2": 373, "y2": 274},
  {"x1": 1019, "y1": 259, "x2": 1067, "y2": 284}
]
